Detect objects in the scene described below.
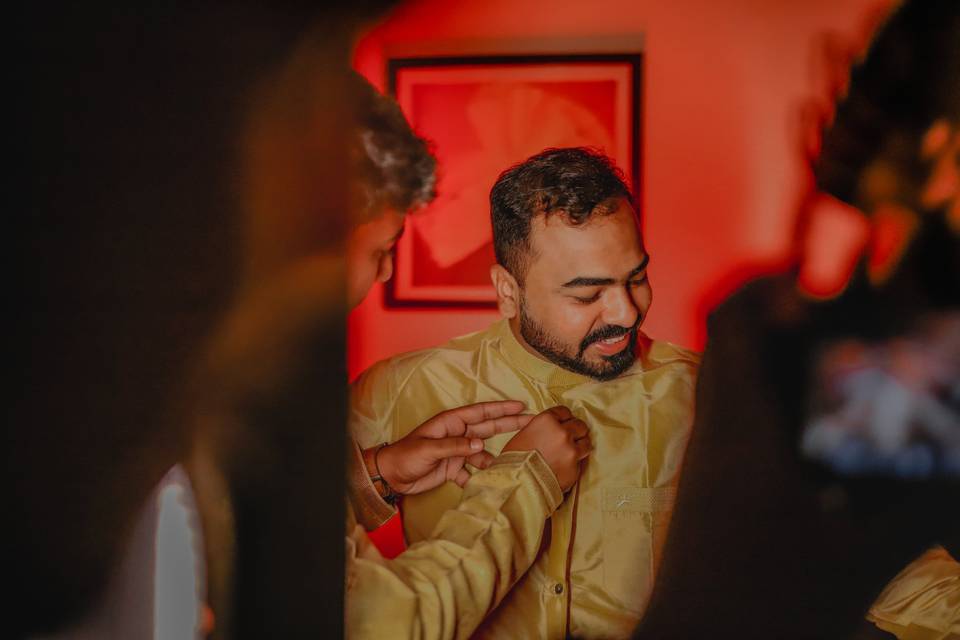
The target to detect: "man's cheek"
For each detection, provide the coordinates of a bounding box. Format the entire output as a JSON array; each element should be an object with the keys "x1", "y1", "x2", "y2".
[
  {"x1": 555, "y1": 300, "x2": 590, "y2": 325},
  {"x1": 557, "y1": 308, "x2": 593, "y2": 345}
]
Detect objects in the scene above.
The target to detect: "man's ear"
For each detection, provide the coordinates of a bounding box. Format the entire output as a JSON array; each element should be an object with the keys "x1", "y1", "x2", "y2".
[{"x1": 490, "y1": 264, "x2": 520, "y2": 319}]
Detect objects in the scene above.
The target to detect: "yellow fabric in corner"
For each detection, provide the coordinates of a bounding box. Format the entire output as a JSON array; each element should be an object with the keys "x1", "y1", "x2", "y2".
[{"x1": 868, "y1": 546, "x2": 960, "y2": 640}]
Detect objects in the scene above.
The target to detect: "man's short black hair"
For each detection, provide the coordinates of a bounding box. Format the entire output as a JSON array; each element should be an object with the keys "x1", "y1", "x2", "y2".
[
  {"x1": 348, "y1": 72, "x2": 437, "y2": 223},
  {"x1": 490, "y1": 147, "x2": 634, "y2": 282}
]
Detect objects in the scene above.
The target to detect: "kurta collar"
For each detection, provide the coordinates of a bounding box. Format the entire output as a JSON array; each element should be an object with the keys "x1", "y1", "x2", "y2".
[{"x1": 494, "y1": 319, "x2": 594, "y2": 389}]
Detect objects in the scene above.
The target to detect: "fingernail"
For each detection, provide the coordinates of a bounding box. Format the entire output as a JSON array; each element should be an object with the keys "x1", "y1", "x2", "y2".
[{"x1": 470, "y1": 438, "x2": 482, "y2": 451}]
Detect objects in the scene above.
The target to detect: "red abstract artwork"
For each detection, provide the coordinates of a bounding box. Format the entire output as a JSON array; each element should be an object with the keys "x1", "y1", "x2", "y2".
[{"x1": 387, "y1": 54, "x2": 641, "y2": 307}]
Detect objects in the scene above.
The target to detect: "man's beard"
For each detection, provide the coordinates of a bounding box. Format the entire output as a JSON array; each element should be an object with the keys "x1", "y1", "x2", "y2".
[{"x1": 519, "y1": 302, "x2": 638, "y2": 381}]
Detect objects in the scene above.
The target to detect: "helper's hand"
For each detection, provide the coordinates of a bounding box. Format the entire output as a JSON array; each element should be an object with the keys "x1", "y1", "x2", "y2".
[
  {"x1": 372, "y1": 400, "x2": 532, "y2": 495},
  {"x1": 502, "y1": 406, "x2": 592, "y2": 491}
]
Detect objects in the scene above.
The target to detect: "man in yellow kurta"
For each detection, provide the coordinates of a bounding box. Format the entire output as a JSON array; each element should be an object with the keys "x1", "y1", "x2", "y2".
[{"x1": 352, "y1": 147, "x2": 699, "y2": 638}]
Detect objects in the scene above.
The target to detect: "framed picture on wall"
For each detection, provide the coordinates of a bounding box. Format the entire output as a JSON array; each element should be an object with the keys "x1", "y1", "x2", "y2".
[{"x1": 386, "y1": 53, "x2": 642, "y2": 308}]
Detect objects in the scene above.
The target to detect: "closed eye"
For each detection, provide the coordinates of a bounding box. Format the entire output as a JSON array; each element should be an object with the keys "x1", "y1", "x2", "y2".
[{"x1": 572, "y1": 292, "x2": 601, "y2": 304}]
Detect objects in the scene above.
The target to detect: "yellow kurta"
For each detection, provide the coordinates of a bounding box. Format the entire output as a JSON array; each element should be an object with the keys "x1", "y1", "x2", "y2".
[{"x1": 351, "y1": 319, "x2": 699, "y2": 639}]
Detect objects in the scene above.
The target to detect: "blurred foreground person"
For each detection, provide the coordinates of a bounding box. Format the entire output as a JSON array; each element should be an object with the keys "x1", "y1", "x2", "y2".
[
  {"x1": 635, "y1": 1, "x2": 959, "y2": 638},
  {"x1": 12, "y1": 5, "x2": 367, "y2": 638}
]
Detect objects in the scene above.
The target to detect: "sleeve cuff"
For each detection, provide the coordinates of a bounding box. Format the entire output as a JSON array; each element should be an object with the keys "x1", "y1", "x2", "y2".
[
  {"x1": 347, "y1": 439, "x2": 397, "y2": 530},
  {"x1": 486, "y1": 450, "x2": 564, "y2": 512}
]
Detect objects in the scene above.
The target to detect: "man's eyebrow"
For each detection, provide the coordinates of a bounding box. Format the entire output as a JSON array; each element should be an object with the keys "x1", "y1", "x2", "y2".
[
  {"x1": 561, "y1": 276, "x2": 616, "y2": 288},
  {"x1": 560, "y1": 255, "x2": 650, "y2": 289}
]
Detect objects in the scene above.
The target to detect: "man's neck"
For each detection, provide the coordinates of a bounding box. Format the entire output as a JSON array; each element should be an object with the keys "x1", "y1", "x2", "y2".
[{"x1": 507, "y1": 316, "x2": 555, "y2": 364}]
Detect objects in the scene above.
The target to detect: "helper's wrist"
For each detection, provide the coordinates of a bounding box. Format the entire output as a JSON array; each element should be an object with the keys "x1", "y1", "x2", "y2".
[{"x1": 362, "y1": 444, "x2": 399, "y2": 502}]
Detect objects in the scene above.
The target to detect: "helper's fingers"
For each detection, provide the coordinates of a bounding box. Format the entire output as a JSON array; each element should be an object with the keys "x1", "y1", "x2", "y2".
[
  {"x1": 466, "y1": 450, "x2": 495, "y2": 470},
  {"x1": 454, "y1": 467, "x2": 472, "y2": 488},
  {"x1": 427, "y1": 436, "x2": 483, "y2": 461},
  {"x1": 432, "y1": 400, "x2": 527, "y2": 436},
  {"x1": 464, "y1": 413, "x2": 533, "y2": 439}
]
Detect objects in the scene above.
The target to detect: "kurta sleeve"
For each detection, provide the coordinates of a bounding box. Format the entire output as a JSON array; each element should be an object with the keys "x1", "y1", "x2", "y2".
[{"x1": 345, "y1": 450, "x2": 563, "y2": 640}]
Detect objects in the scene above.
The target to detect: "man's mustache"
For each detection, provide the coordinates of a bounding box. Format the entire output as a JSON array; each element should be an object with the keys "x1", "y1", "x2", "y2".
[{"x1": 578, "y1": 320, "x2": 640, "y2": 357}]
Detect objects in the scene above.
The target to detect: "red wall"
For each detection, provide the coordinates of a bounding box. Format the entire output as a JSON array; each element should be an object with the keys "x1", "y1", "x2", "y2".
[{"x1": 349, "y1": 0, "x2": 890, "y2": 380}]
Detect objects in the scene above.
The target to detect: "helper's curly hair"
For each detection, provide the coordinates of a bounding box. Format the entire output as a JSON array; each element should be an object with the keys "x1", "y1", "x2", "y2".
[{"x1": 348, "y1": 73, "x2": 437, "y2": 223}]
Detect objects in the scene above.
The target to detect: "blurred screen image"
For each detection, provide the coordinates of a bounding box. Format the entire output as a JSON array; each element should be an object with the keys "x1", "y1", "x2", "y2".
[{"x1": 802, "y1": 312, "x2": 960, "y2": 478}]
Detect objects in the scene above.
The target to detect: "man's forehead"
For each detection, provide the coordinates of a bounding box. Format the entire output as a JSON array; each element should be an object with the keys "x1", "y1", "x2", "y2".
[{"x1": 526, "y1": 200, "x2": 645, "y2": 279}]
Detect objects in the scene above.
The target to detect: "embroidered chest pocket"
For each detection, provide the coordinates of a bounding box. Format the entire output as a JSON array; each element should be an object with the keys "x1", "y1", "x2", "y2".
[{"x1": 601, "y1": 486, "x2": 677, "y2": 614}]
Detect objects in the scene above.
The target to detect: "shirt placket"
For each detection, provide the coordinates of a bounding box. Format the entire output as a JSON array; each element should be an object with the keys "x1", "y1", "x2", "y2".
[
  {"x1": 543, "y1": 496, "x2": 572, "y2": 638},
  {"x1": 543, "y1": 380, "x2": 581, "y2": 639}
]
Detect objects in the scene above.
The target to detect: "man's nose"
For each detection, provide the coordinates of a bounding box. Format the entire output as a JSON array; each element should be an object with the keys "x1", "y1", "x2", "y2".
[{"x1": 602, "y1": 287, "x2": 639, "y2": 330}]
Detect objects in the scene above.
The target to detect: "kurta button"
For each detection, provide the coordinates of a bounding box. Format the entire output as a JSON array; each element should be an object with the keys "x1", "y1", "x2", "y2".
[{"x1": 554, "y1": 583, "x2": 564, "y2": 594}]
